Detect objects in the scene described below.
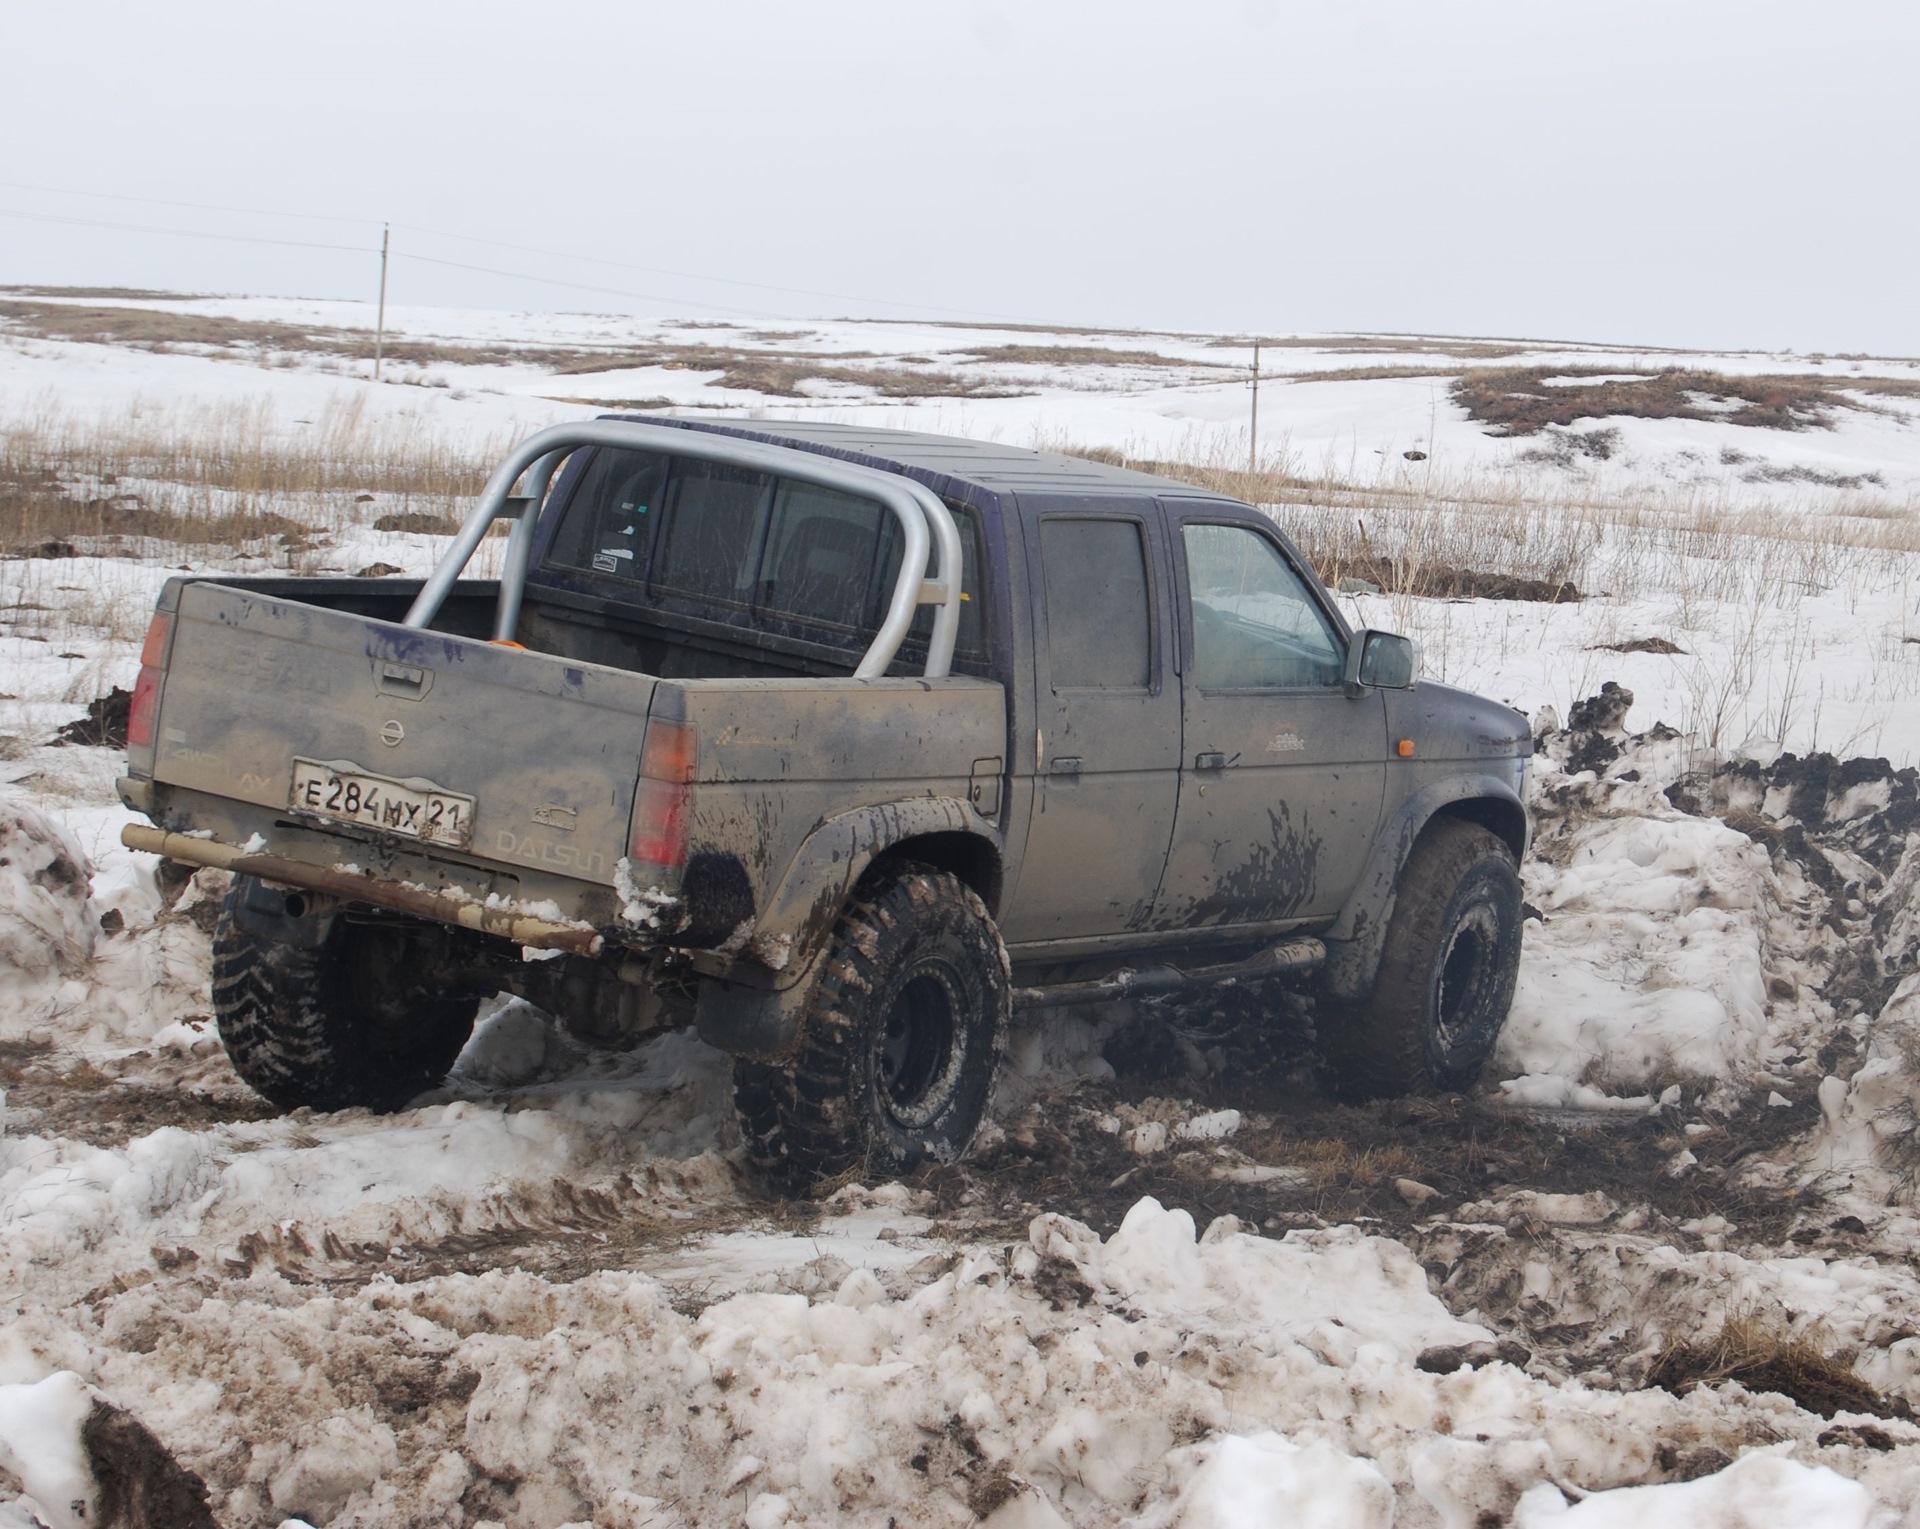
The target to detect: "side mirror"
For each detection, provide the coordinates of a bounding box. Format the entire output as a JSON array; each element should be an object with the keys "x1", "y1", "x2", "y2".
[{"x1": 1344, "y1": 629, "x2": 1420, "y2": 693}]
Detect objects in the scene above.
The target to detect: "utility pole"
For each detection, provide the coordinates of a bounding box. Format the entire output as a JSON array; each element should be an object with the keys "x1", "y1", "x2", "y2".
[
  {"x1": 1249, "y1": 339, "x2": 1261, "y2": 480},
  {"x1": 373, "y1": 222, "x2": 390, "y2": 382}
]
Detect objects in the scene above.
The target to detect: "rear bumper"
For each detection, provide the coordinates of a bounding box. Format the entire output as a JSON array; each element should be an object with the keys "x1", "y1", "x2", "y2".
[{"x1": 120, "y1": 823, "x2": 608, "y2": 955}]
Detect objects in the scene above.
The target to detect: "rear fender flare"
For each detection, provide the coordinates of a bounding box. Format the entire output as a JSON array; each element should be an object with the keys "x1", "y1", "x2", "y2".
[
  {"x1": 695, "y1": 796, "x2": 1001, "y2": 1059},
  {"x1": 1321, "y1": 776, "x2": 1528, "y2": 1001}
]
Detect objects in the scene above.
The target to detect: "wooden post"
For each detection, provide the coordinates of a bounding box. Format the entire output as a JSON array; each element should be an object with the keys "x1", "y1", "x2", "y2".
[
  {"x1": 374, "y1": 223, "x2": 389, "y2": 381},
  {"x1": 1249, "y1": 339, "x2": 1260, "y2": 481}
]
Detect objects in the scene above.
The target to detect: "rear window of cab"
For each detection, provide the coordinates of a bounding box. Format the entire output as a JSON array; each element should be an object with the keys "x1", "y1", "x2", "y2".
[{"x1": 541, "y1": 446, "x2": 986, "y2": 660}]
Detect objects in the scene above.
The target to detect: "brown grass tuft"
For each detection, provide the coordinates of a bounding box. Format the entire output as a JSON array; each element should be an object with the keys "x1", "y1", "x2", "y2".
[
  {"x1": 1646, "y1": 1311, "x2": 1906, "y2": 1419},
  {"x1": 1453, "y1": 366, "x2": 1890, "y2": 435}
]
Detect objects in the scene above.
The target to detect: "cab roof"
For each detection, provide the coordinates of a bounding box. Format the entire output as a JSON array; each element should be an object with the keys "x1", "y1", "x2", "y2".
[{"x1": 602, "y1": 413, "x2": 1221, "y2": 504}]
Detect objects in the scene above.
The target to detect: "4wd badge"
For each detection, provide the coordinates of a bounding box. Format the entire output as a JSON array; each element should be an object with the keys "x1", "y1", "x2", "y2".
[{"x1": 379, "y1": 719, "x2": 406, "y2": 747}]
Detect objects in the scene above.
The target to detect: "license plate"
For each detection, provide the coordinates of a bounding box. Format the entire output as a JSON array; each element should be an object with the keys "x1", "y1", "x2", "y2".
[{"x1": 288, "y1": 759, "x2": 475, "y2": 848}]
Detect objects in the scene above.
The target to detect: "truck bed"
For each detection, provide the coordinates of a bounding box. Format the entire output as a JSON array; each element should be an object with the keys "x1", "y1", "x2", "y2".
[{"x1": 133, "y1": 574, "x2": 1005, "y2": 947}]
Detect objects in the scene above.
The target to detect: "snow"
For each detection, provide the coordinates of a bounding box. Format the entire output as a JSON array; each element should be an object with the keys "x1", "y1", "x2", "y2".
[
  {"x1": 1145, "y1": 1432, "x2": 1395, "y2": 1528},
  {"x1": 0, "y1": 1373, "x2": 95, "y2": 1529},
  {"x1": 6, "y1": 295, "x2": 1920, "y2": 1522},
  {"x1": 1512, "y1": 1452, "x2": 1872, "y2": 1527},
  {"x1": 1500, "y1": 806, "x2": 1776, "y2": 1090}
]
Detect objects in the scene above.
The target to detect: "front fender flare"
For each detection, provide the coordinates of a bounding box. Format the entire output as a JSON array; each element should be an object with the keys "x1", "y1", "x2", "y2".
[{"x1": 1321, "y1": 774, "x2": 1527, "y2": 1001}]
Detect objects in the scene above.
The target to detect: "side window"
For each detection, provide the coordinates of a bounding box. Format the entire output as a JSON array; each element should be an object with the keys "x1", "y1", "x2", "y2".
[
  {"x1": 1182, "y1": 522, "x2": 1344, "y2": 689},
  {"x1": 761, "y1": 481, "x2": 887, "y2": 626},
  {"x1": 543, "y1": 448, "x2": 670, "y2": 583},
  {"x1": 652, "y1": 460, "x2": 775, "y2": 604},
  {"x1": 1040, "y1": 518, "x2": 1151, "y2": 690}
]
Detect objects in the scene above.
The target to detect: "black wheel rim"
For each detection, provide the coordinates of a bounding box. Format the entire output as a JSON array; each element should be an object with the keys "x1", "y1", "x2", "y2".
[
  {"x1": 1432, "y1": 901, "x2": 1502, "y2": 1057},
  {"x1": 875, "y1": 964, "x2": 962, "y2": 1129}
]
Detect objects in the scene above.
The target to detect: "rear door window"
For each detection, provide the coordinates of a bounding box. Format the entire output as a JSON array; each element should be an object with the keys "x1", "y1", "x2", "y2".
[{"x1": 1040, "y1": 517, "x2": 1152, "y2": 690}]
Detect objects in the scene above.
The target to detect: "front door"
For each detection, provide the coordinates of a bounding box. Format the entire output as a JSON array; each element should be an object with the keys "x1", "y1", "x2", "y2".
[
  {"x1": 1154, "y1": 513, "x2": 1386, "y2": 929},
  {"x1": 1001, "y1": 507, "x2": 1181, "y2": 945}
]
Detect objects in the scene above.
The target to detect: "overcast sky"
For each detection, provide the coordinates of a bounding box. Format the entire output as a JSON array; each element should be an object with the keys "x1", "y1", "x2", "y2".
[{"x1": 3, "y1": 1, "x2": 1915, "y2": 355}]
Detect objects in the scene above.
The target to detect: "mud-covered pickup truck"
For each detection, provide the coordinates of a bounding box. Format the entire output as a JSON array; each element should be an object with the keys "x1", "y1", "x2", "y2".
[{"x1": 120, "y1": 417, "x2": 1532, "y2": 1189}]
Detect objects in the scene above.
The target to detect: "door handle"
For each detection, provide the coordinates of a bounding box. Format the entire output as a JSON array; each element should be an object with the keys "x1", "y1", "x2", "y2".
[
  {"x1": 1049, "y1": 755, "x2": 1082, "y2": 778},
  {"x1": 375, "y1": 661, "x2": 434, "y2": 701},
  {"x1": 1195, "y1": 751, "x2": 1227, "y2": 770}
]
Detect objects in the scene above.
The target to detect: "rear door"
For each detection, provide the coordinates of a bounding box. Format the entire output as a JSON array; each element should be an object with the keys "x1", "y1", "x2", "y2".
[
  {"x1": 1000, "y1": 503, "x2": 1180, "y2": 943},
  {"x1": 1154, "y1": 511, "x2": 1386, "y2": 928}
]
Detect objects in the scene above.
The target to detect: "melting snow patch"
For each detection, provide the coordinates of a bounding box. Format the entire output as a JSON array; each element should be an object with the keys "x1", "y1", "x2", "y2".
[
  {"x1": 1500, "y1": 1075, "x2": 1657, "y2": 1112},
  {"x1": 1143, "y1": 1431, "x2": 1394, "y2": 1528},
  {"x1": 0, "y1": 1373, "x2": 96, "y2": 1529},
  {"x1": 1512, "y1": 1451, "x2": 1871, "y2": 1527}
]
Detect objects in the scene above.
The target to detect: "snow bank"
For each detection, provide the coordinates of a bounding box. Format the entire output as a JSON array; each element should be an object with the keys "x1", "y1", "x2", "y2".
[
  {"x1": 1038, "y1": 1198, "x2": 1489, "y2": 1358},
  {"x1": 0, "y1": 1373, "x2": 95, "y2": 1529},
  {"x1": 1813, "y1": 971, "x2": 1920, "y2": 1173},
  {"x1": 1502, "y1": 792, "x2": 1774, "y2": 1090},
  {"x1": 26, "y1": 1192, "x2": 1904, "y2": 1525},
  {"x1": 1513, "y1": 1451, "x2": 1871, "y2": 1528},
  {"x1": 0, "y1": 795, "x2": 94, "y2": 987},
  {"x1": 1143, "y1": 1432, "x2": 1394, "y2": 1529}
]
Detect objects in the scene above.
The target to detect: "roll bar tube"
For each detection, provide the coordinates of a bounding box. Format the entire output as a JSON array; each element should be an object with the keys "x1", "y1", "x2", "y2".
[{"x1": 402, "y1": 421, "x2": 962, "y2": 678}]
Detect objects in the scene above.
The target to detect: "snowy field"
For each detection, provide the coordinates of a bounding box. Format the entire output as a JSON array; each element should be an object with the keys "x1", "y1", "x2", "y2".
[{"x1": 4, "y1": 292, "x2": 1920, "y2": 1526}]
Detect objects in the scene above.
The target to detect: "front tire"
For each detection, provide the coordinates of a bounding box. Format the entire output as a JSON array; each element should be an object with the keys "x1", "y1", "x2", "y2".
[
  {"x1": 1319, "y1": 819, "x2": 1522, "y2": 1101},
  {"x1": 733, "y1": 865, "x2": 1010, "y2": 1195},
  {"x1": 211, "y1": 887, "x2": 481, "y2": 1112}
]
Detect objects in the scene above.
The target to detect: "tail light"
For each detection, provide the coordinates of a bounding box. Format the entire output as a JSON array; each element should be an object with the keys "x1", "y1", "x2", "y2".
[
  {"x1": 628, "y1": 718, "x2": 697, "y2": 868},
  {"x1": 127, "y1": 611, "x2": 172, "y2": 752}
]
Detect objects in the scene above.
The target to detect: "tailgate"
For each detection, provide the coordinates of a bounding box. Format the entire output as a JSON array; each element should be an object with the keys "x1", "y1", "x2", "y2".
[{"x1": 151, "y1": 582, "x2": 654, "y2": 887}]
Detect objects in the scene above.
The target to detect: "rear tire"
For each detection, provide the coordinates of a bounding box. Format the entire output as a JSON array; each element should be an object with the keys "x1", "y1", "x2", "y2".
[
  {"x1": 1318, "y1": 819, "x2": 1522, "y2": 1101},
  {"x1": 731, "y1": 865, "x2": 1010, "y2": 1195},
  {"x1": 211, "y1": 888, "x2": 481, "y2": 1112}
]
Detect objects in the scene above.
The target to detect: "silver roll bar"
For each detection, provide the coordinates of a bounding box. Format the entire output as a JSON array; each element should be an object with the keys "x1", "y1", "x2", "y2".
[{"x1": 402, "y1": 421, "x2": 963, "y2": 679}]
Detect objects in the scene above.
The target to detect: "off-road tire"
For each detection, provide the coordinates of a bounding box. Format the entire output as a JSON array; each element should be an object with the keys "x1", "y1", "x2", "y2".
[
  {"x1": 732, "y1": 865, "x2": 1010, "y2": 1195},
  {"x1": 211, "y1": 890, "x2": 481, "y2": 1113},
  {"x1": 1318, "y1": 819, "x2": 1522, "y2": 1102}
]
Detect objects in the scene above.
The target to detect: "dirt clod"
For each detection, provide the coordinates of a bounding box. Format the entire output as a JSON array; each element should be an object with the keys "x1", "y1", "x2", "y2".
[
  {"x1": 53, "y1": 686, "x2": 132, "y2": 748},
  {"x1": 82, "y1": 1398, "x2": 219, "y2": 1529}
]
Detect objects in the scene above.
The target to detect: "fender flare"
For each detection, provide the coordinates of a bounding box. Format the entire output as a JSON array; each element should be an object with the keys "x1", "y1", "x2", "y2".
[
  {"x1": 696, "y1": 796, "x2": 1002, "y2": 1058},
  {"x1": 1320, "y1": 774, "x2": 1529, "y2": 1001}
]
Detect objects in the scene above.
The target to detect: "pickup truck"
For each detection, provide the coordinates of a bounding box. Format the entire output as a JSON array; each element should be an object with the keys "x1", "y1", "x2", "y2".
[{"x1": 119, "y1": 416, "x2": 1533, "y2": 1191}]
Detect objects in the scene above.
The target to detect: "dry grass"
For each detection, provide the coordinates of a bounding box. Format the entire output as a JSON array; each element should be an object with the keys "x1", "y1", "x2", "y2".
[
  {"x1": 1277, "y1": 363, "x2": 1471, "y2": 383},
  {"x1": 1207, "y1": 334, "x2": 1562, "y2": 358},
  {"x1": 556, "y1": 344, "x2": 1035, "y2": 400},
  {"x1": 958, "y1": 344, "x2": 1200, "y2": 369},
  {"x1": 1451, "y1": 365, "x2": 1911, "y2": 435},
  {"x1": 0, "y1": 298, "x2": 590, "y2": 371},
  {"x1": 1041, "y1": 427, "x2": 1920, "y2": 612},
  {"x1": 703, "y1": 357, "x2": 1029, "y2": 400},
  {"x1": 0, "y1": 394, "x2": 504, "y2": 556},
  {"x1": 1283, "y1": 1137, "x2": 1422, "y2": 1189},
  {"x1": 1646, "y1": 1310, "x2": 1904, "y2": 1419}
]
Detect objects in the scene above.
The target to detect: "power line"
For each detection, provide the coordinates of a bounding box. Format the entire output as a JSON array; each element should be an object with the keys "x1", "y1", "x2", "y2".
[
  {"x1": 0, "y1": 178, "x2": 377, "y2": 227},
  {"x1": 1, "y1": 175, "x2": 1043, "y2": 325},
  {"x1": 393, "y1": 250, "x2": 786, "y2": 319},
  {"x1": 393, "y1": 220, "x2": 1021, "y2": 321},
  {"x1": 0, "y1": 207, "x2": 373, "y2": 256}
]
